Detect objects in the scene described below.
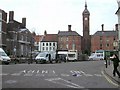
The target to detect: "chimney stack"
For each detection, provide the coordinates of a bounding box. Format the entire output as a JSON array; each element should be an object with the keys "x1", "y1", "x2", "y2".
[
  {"x1": 101, "y1": 24, "x2": 104, "y2": 31},
  {"x1": 115, "y1": 24, "x2": 118, "y2": 31},
  {"x1": 68, "y1": 25, "x2": 72, "y2": 31},
  {"x1": 9, "y1": 11, "x2": 14, "y2": 21},
  {"x1": 44, "y1": 30, "x2": 47, "y2": 35},
  {"x1": 22, "y1": 18, "x2": 26, "y2": 28}
]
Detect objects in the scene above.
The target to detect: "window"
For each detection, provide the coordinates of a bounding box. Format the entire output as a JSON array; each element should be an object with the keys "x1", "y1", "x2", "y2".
[
  {"x1": 72, "y1": 44, "x2": 75, "y2": 50},
  {"x1": 106, "y1": 44, "x2": 109, "y2": 47},
  {"x1": 53, "y1": 43, "x2": 55, "y2": 46},
  {"x1": 53, "y1": 47, "x2": 55, "y2": 51},
  {"x1": 60, "y1": 45, "x2": 63, "y2": 49},
  {"x1": 106, "y1": 36, "x2": 109, "y2": 42},
  {"x1": 46, "y1": 43, "x2": 48, "y2": 46},
  {"x1": 100, "y1": 36, "x2": 102, "y2": 40},
  {"x1": 43, "y1": 43, "x2": 44, "y2": 46},
  {"x1": 46, "y1": 47, "x2": 48, "y2": 51},
  {"x1": 66, "y1": 37, "x2": 68, "y2": 41},
  {"x1": 49, "y1": 47, "x2": 52, "y2": 51},
  {"x1": 66, "y1": 44, "x2": 68, "y2": 49},
  {"x1": 50, "y1": 43, "x2": 51, "y2": 46},
  {"x1": 42, "y1": 47, "x2": 44, "y2": 51},
  {"x1": 114, "y1": 47, "x2": 116, "y2": 50},
  {"x1": 100, "y1": 44, "x2": 102, "y2": 49}
]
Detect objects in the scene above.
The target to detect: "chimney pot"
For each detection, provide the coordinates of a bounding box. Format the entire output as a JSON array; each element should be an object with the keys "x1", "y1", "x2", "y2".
[
  {"x1": 9, "y1": 11, "x2": 14, "y2": 21},
  {"x1": 22, "y1": 18, "x2": 26, "y2": 28},
  {"x1": 44, "y1": 30, "x2": 47, "y2": 35},
  {"x1": 68, "y1": 25, "x2": 72, "y2": 31},
  {"x1": 101, "y1": 24, "x2": 104, "y2": 31}
]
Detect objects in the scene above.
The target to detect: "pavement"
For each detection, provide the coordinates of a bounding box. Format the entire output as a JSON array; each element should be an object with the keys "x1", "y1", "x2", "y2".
[{"x1": 103, "y1": 62, "x2": 120, "y2": 86}]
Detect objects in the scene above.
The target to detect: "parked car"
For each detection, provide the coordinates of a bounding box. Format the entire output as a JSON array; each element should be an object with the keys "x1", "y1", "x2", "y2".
[
  {"x1": 0, "y1": 48, "x2": 11, "y2": 65},
  {"x1": 35, "y1": 51, "x2": 56, "y2": 64},
  {"x1": 88, "y1": 53, "x2": 104, "y2": 60}
]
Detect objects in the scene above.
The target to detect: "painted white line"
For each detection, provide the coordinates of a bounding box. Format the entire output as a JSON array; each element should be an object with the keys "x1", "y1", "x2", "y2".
[
  {"x1": 84, "y1": 74, "x2": 93, "y2": 77},
  {"x1": 45, "y1": 77, "x2": 85, "y2": 88},
  {"x1": 61, "y1": 74, "x2": 70, "y2": 77},
  {"x1": 42, "y1": 70, "x2": 48, "y2": 74},
  {"x1": 24, "y1": 74, "x2": 33, "y2": 76},
  {"x1": 27, "y1": 70, "x2": 35, "y2": 73},
  {"x1": 101, "y1": 70, "x2": 119, "y2": 87},
  {"x1": 36, "y1": 74, "x2": 45, "y2": 76},
  {"x1": 94, "y1": 74, "x2": 103, "y2": 77},
  {"x1": 11, "y1": 73, "x2": 21, "y2": 76},
  {"x1": 5, "y1": 80, "x2": 17, "y2": 84},
  {"x1": 0, "y1": 73, "x2": 8, "y2": 76}
]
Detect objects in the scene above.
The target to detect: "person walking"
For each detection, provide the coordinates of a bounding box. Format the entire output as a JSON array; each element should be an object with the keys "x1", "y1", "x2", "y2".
[{"x1": 110, "y1": 54, "x2": 120, "y2": 78}]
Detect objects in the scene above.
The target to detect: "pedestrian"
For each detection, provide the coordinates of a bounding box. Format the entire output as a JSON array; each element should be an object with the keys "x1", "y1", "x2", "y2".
[
  {"x1": 110, "y1": 54, "x2": 120, "y2": 78},
  {"x1": 48, "y1": 54, "x2": 52, "y2": 63}
]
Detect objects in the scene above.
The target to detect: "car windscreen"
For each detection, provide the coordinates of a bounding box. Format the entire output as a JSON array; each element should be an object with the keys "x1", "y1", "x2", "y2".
[
  {"x1": 0, "y1": 52, "x2": 7, "y2": 56},
  {"x1": 38, "y1": 53, "x2": 47, "y2": 57},
  {"x1": 68, "y1": 54, "x2": 75, "y2": 57}
]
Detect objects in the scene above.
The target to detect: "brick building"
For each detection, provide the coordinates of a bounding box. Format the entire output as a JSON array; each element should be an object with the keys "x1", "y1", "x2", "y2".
[
  {"x1": 58, "y1": 25, "x2": 82, "y2": 53},
  {"x1": 7, "y1": 11, "x2": 33, "y2": 57},
  {"x1": 91, "y1": 24, "x2": 118, "y2": 52},
  {"x1": 0, "y1": 9, "x2": 7, "y2": 50},
  {"x1": 33, "y1": 33, "x2": 44, "y2": 51}
]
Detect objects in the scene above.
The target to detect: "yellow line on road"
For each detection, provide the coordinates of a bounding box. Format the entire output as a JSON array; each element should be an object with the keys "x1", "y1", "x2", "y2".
[{"x1": 101, "y1": 71, "x2": 119, "y2": 87}]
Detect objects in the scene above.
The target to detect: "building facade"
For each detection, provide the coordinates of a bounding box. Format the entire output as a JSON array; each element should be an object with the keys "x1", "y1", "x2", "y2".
[
  {"x1": 91, "y1": 24, "x2": 118, "y2": 52},
  {"x1": 58, "y1": 25, "x2": 82, "y2": 53},
  {"x1": 7, "y1": 11, "x2": 33, "y2": 57},
  {"x1": 40, "y1": 31, "x2": 57, "y2": 52},
  {"x1": 33, "y1": 33, "x2": 44, "y2": 51},
  {"x1": 0, "y1": 9, "x2": 7, "y2": 50}
]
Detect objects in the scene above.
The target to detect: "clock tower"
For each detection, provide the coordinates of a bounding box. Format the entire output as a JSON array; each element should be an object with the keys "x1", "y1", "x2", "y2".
[{"x1": 82, "y1": 1, "x2": 91, "y2": 54}]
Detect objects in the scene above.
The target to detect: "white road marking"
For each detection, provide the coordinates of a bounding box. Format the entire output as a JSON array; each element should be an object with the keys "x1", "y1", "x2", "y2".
[
  {"x1": 2, "y1": 69, "x2": 105, "y2": 78},
  {"x1": 45, "y1": 77, "x2": 85, "y2": 88},
  {"x1": 61, "y1": 74, "x2": 70, "y2": 77},
  {"x1": 36, "y1": 74, "x2": 45, "y2": 76},
  {"x1": 84, "y1": 74, "x2": 93, "y2": 77},
  {"x1": 42, "y1": 70, "x2": 48, "y2": 74},
  {"x1": 27, "y1": 70, "x2": 35, "y2": 73},
  {"x1": 11, "y1": 73, "x2": 21, "y2": 76},
  {"x1": 24, "y1": 74, "x2": 33, "y2": 76},
  {"x1": 5, "y1": 80, "x2": 17, "y2": 84},
  {"x1": 94, "y1": 74, "x2": 103, "y2": 77},
  {"x1": 0, "y1": 73, "x2": 8, "y2": 76}
]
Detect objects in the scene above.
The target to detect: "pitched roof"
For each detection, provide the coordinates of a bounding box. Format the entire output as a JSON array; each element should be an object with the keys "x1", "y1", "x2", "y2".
[
  {"x1": 58, "y1": 31, "x2": 80, "y2": 36},
  {"x1": 93, "y1": 31, "x2": 118, "y2": 36},
  {"x1": 34, "y1": 35, "x2": 44, "y2": 43},
  {"x1": 42, "y1": 34, "x2": 57, "y2": 42}
]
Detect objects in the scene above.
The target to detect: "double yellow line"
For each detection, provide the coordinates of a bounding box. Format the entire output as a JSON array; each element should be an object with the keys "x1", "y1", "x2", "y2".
[{"x1": 101, "y1": 70, "x2": 119, "y2": 87}]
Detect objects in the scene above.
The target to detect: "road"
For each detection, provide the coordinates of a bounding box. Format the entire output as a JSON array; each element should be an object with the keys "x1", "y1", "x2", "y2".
[{"x1": 1, "y1": 60, "x2": 118, "y2": 89}]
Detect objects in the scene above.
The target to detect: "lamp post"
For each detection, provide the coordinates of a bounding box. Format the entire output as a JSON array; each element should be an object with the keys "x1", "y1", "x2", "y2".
[{"x1": 116, "y1": 0, "x2": 120, "y2": 60}]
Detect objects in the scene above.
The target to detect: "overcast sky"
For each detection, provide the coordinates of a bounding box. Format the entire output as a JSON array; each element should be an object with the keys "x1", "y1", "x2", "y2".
[{"x1": 0, "y1": 0, "x2": 118, "y2": 35}]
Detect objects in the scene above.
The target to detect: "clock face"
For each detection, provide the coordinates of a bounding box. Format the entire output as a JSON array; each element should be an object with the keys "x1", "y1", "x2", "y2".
[{"x1": 85, "y1": 17, "x2": 88, "y2": 20}]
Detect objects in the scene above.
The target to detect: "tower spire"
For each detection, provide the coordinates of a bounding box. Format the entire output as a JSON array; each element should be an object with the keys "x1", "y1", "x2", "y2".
[{"x1": 85, "y1": 0, "x2": 87, "y2": 8}]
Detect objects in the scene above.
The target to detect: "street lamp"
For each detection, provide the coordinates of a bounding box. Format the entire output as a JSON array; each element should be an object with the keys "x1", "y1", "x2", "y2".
[{"x1": 116, "y1": 0, "x2": 120, "y2": 59}]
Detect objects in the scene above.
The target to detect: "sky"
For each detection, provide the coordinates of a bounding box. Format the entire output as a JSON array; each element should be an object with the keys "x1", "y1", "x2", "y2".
[{"x1": 0, "y1": 0, "x2": 119, "y2": 35}]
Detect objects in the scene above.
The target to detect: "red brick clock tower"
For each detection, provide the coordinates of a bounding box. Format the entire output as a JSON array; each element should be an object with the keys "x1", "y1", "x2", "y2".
[{"x1": 82, "y1": 1, "x2": 91, "y2": 54}]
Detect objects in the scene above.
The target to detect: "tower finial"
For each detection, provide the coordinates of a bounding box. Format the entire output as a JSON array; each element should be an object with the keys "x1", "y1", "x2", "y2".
[{"x1": 85, "y1": 0, "x2": 87, "y2": 8}]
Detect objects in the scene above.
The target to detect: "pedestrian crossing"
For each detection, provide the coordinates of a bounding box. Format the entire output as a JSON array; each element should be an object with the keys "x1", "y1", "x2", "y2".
[{"x1": 1, "y1": 70, "x2": 103, "y2": 77}]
